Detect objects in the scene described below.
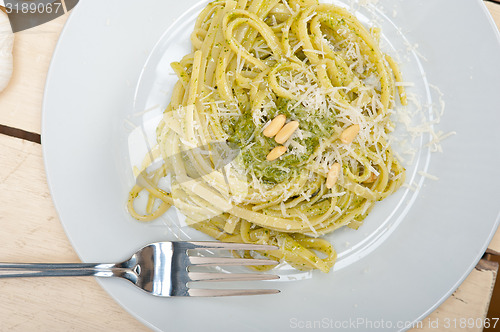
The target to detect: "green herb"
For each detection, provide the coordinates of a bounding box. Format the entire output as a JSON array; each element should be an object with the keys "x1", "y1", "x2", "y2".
[{"x1": 227, "y1": 98, "x2": 336, "y2": 184}]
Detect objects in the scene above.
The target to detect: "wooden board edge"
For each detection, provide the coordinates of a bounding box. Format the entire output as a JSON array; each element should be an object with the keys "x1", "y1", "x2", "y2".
[
  {"x1": 487, "y1": 248, "x2": 500, "y2": 256},
  {"x1": 487, "y1": 228, "x2": 500, "y2": 256},
  {"x1": 476, "y1": 259, "x2": 499, "y2": 319},
  {"x1": 476, "y1": 259, "x2": 499, "y2": 273}
]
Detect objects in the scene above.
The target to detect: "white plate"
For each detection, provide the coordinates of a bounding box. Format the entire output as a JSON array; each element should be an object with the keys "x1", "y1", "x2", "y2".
[{"x1": 42, "y1": 0, "x2": 500, "y2": 330}]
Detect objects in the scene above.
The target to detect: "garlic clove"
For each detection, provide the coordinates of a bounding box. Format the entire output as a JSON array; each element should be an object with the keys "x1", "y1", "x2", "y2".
[{"x1": 0, "y1": 9, "x2": 14, "y2": 93}]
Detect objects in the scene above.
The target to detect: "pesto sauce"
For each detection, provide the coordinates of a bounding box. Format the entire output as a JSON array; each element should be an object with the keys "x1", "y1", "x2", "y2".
[{"x1": 227, "y1": 98, "x2": 336, "y2": 184}]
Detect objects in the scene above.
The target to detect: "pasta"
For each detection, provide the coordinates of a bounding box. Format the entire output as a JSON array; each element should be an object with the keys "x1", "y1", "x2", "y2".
[{"x1": 128, "y1": 0, "x2": 407, "y2": 273}]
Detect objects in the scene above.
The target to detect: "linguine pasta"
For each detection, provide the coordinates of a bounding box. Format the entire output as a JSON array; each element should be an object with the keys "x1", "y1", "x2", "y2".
[{"x1": 128, "y1": 0, "x2": 406, "y2": 273}]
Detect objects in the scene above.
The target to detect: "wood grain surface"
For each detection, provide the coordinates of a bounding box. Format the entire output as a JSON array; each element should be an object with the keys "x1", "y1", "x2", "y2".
[
  {"x1": 486, "y1": 1, "x2": 500, "y2": 30},
  {"x1": 0, "y1": 134, "x2": 148, "y2": 331},
  {"x1": 0, "y1": 15, "x2": 67, "y2": 134},
  {"x1": 0, "y1": 2, "x2": 499, "y2": 331}
]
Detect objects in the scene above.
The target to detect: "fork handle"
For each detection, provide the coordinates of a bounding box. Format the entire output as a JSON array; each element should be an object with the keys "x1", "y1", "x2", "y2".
[{"x1": 0, "y1": 263, "x2": 122, "y2": 278}]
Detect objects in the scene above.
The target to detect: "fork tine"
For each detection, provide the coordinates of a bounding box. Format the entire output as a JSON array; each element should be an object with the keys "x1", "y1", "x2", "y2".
[
  {"x1": 188, "y1": 272, "x2": 279, "y2": 282},
  {"x1": 189, "y1": 256, "x2": 278, "y2": 266},
  {"x1": 188, "y1": 288, "x2": 280, "y2": 297},
  {"x1": 184, "y1": 241, "x2": 278, "y2": 251}
]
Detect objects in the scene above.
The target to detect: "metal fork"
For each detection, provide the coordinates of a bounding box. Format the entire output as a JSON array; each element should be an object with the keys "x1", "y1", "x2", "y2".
[{"x1": 0, "y1": 241, "x2": 280, "y2": 297}]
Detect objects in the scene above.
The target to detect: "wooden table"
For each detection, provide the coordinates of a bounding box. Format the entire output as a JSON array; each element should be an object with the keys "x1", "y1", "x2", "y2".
[{"x1": 0, "y1": 2, "x2": 499, "y2": 331}]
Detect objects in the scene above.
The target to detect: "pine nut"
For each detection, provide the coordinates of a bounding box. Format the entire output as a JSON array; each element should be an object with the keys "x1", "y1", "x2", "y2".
[
  {"x1": 263, "y1": 114, "x2": 287, "y2": 137},
  {"x1": 266, "y1": 146, "x2": 287, "y2": 161},
  {"x1": 340, "y1": 124, "x2": 360, "y2": 144},
  {"x1": 275, "y1": 121, "x2": 299, "y2": 144},
  {"x1": 326, "y1": 163, "x2": 341, "y2": 189}
]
